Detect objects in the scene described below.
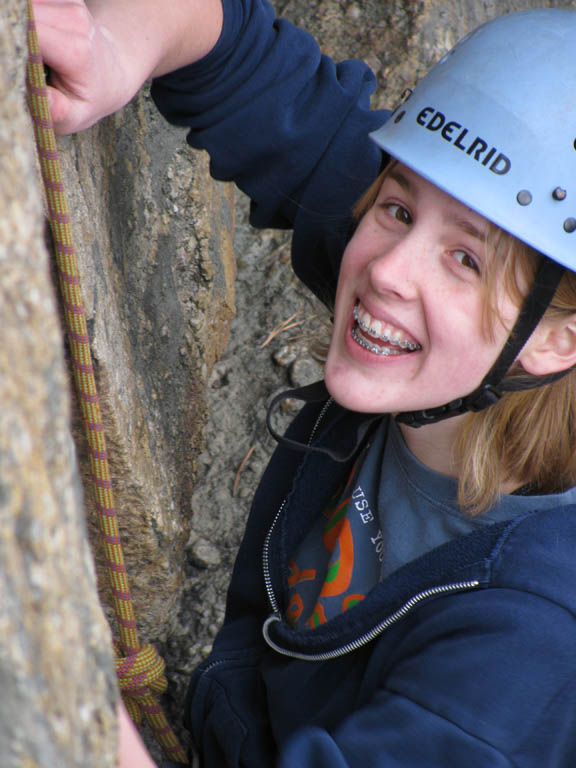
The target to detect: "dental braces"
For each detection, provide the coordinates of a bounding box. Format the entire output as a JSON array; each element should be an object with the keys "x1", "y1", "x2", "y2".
[
  {"x1": 353, "y1": 306, "x2": 421, "y2": 351},
  {"x1": 351, "y1": 326, "x2": 403, "y2": 355}
]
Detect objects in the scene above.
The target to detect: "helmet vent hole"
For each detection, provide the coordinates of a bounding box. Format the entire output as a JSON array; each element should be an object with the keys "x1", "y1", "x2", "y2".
[
  {"x1": 394, "y1": 110, "x2": 406, "y2": 124},
  {"x1": 552, "y1": 187, "x2": 567, "y2": 201},
  {"x1": 563, "y1": 218, "x2": 576, "y2": 234},
  {"x1": 516, "y1": 190, "x2": 532, "y2": 206}
]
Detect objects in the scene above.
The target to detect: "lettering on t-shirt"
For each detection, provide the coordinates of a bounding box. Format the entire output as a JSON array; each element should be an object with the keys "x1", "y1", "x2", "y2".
[
  {"x1": 370, "y1": 529, "x2": 385, "y2": 563},
  {"x1": 352, "y1": 486, "x2": 374, "y2": 524}
]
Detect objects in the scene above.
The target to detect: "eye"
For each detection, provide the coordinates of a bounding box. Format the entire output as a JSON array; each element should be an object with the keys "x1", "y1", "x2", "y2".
[
  {"x1": 453, "y1": 250, "x2": 480, "y2": 273},
  {"x1": 383, "y1": 203, "x2": 412, "y2": 226}
]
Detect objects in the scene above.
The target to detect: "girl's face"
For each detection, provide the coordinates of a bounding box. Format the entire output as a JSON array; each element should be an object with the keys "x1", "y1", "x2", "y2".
[{"x1": 325, "y1": 163, "x2": 521, "y2": 415}]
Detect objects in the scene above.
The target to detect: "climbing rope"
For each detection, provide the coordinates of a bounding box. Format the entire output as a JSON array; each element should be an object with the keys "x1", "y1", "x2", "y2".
[{"x1": 25, "y1": 2, "x2": 188, "y2": 763}]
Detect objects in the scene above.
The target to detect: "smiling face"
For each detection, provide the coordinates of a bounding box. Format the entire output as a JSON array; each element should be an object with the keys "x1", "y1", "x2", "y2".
[{"x1": 324, "y1": 163, "x2": 522, "y2": 415}]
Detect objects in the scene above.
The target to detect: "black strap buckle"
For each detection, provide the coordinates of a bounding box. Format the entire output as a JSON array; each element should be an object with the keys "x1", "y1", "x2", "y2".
[
  {"x1": 395, "y1": 398, "x2": 466, "y2": 428},
  {"x1": 465, "y1": 384, "x2": 503, "y2": 412}
]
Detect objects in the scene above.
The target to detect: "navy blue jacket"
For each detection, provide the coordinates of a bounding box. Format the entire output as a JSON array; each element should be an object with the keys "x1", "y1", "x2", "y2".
[{"x1": 152, "y1": 1, "x2": 576, "y2": 765}]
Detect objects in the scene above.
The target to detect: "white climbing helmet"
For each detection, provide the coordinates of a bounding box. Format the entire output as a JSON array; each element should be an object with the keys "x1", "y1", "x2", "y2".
[{"x1": 370, "y1": 9, "x2": 576, "y2": 271}]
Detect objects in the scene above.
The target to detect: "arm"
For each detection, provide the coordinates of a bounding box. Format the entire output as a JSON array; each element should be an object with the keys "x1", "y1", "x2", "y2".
[
  {"x1": 32, "y1": 0, "x2": 223, "y2": 133},
  {"x1": 151, "y1": 0, "x2": 389, "y2": 295}
]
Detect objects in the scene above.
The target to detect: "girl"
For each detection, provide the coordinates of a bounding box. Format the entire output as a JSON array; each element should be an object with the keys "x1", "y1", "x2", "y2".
[{"x1": 35, "y1": 0, "x2": 576, "y2": 765}]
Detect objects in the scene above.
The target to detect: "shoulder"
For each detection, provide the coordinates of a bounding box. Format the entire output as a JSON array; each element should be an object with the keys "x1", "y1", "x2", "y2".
[
  {"x1": 384, "y1": 509, "x2": 576, "y2": 760},
  {"x1": 489, "y1": 504, "x2": 576, "y2": 613}
]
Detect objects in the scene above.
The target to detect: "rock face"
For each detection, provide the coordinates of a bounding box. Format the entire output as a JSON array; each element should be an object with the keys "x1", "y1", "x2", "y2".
[
  {"x1": 59, "y1": 103, "x2": 236, "y2": 641},
  {"x1": 0, "y1": 6, "x2": 116, "y2": 767},
  {"x1": 3, "y1": 0, "x2": 576, "y2": 764}
]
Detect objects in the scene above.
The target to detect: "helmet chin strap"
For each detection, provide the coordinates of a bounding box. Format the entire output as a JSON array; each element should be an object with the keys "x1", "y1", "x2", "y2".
[{"x1": 395, "y1": 258, "x2": 567, "y2": 428}]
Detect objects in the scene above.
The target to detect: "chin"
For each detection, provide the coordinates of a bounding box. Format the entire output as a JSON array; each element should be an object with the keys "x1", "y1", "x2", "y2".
[
  {"x1": 324, "y1": 359, "x2": 460, "y2": 416},
  {"x1": 324, "y1": 363, "x2": 389, "y2": 414}
]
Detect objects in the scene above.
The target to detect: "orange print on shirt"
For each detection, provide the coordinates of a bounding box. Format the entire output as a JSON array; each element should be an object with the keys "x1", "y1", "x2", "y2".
[
  {"x1": 305, "y1": 601, "x2": 327, "y2": 629},
  {"x1": 342, "y1": 593, "x2": 365, "y2": 612},
  {"x1": 319, "y1": 507, "x2": 354, "y2": 597},
  {"x1": 287, "y1": 593, "x2": 304, "y2": 626},
  {"x1": 287, "y1": 558, "x2": 316, "y2": 587}
]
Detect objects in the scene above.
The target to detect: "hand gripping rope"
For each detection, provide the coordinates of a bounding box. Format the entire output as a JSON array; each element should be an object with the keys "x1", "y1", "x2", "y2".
[{"x1": 25, "y1": 3, "x2": 188, "y2": 763}]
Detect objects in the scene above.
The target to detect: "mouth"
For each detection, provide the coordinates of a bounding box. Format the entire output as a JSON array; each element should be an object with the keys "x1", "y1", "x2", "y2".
[{"x1": 351, "y1": 302, "x2": 422, "y2": 357}]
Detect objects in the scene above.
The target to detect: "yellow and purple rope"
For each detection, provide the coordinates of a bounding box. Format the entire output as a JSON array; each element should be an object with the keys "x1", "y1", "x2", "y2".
[{"x1": 25, "y1": 2, "x2": 188, "y2": 762}]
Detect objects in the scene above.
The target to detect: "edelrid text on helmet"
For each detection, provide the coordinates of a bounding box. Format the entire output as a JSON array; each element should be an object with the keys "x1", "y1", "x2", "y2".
[{"x1": 415, "y1": 107, "x2": 511, "y2": 175}]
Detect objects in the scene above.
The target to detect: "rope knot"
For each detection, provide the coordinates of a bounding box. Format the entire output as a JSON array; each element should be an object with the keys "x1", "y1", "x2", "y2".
[{"x1": 115, "y1": 643, "x2": 168, "y2": 697}]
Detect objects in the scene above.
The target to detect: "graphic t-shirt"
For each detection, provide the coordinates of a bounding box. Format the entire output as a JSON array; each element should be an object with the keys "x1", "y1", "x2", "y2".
[
  {"x1": 286, "y1": 423, "x2": 387, "y2": 629},
  {"x1": 286, "y1": 419, "x2": 576, "y2": 630}
]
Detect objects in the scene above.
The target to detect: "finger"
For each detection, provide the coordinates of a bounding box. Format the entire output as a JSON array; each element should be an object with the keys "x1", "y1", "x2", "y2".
[
  {"x1": 33, "y1": 3, "x2": 93, "y2": 72},
  {"x1": 32, "y1": 0, "x2": 91, "y2": 36},
  {"x1": 45, "y1": 85, "x2": 73, "y2": 133},
  {"x1": 32, "y1": 0, "x2": 88, "y2": 15},
  {"x1": 48, "y1": 85, "x2": 104, "y2": 134}
]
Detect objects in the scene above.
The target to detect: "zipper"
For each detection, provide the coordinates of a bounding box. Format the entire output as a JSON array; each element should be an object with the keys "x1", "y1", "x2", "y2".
[
  {"x1": 307, "y1": 396, "x2": 333, "y2": 444},
  {"x1": 262, "y1": 579, "x2": 481, "y2": 661},
  {"x1": 262, "y1": 500, "x2": 285, "y2": 617},
  {"x1": 262, "y1": 397, "x2": 334, "y2": 617},
  {"x1": 199, "y1": 657, "x2": 236, "y2": 676}
]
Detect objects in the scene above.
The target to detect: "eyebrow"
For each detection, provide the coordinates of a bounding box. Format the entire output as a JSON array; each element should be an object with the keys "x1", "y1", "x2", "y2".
[
  {"x1": 454, "y1": 218, "x2": 488, "y2": 242},
  {"x1": 388, "y1": 169, "x2": 413, "y2": 194},
  {"x1": 388, "y1": 169, "x2": 488, "y2": 242}
]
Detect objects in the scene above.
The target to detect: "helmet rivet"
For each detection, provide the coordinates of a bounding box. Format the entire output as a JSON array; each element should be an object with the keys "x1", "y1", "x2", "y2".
[
  {"x1": 552, "y1": 187, "x2": 567, "y2": 201},
  {"x1": 563, "y1": 218, "x2": 576, "y2": 234},
  {"x1": 516, "y1": 190, "x2": 532, "y2": 206},
  {"x1": 394, "y1": 110, "x2": 406, "y2": 124}
]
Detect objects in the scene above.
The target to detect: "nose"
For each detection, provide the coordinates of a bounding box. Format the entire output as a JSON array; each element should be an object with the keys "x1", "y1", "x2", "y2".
[{"x1": 367, "y1": 230, "x2": 426, "y2": 299}]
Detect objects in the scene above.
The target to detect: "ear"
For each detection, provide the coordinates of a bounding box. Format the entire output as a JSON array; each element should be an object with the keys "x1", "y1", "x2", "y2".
[{"x1": 518, "y1": 314, "x2": 576, "y2": 376}]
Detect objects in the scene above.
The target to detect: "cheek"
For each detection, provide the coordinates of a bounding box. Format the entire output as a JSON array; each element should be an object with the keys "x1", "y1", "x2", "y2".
[
  {"x1": 338, "y1": 223, "x2": 377, "y2": 280},
  {"x1": 333, "y1": 246, "x2": 363, "y2": 313},
  {"x1": 442, "y1": 316, "x2": 510, "y2": 386},
  {"x1": 338, "y1": 240, "x2": 363, "y2": 280},
  {"x1": 495, "y1": 292, "x2": 522, "y2": 336},
  {"x1": 337, "y1": 221, "x2": 381, "y2": 279},
  {"x1": 426, "y1": 295, "x2": 503, "y2": 378}
]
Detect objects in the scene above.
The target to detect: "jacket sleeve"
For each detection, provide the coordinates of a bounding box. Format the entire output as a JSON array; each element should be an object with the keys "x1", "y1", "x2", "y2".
[
  {"x1": 151, "y1": 0, "x2": 390, "y2": 301},
  {"x1": 276, "y1": 587, "x2": 576, "y2": 767}
]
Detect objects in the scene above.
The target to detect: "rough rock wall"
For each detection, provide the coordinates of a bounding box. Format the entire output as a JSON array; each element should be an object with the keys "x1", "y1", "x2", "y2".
[
  {"x1": 0, "y1": 5, "x2": 116, "y2": 767},
  {"x1": 58, "y1": 98, "x2": 236, "y2": 641}
]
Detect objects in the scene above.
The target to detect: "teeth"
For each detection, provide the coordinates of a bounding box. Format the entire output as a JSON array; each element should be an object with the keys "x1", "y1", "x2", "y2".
[
  {"x1": 353, "y1": 304, "x2": 421, "y2": 351},
  {"x1": 371, "y1": 319, "x2": 382, "y2": 337},
  {"x1": 352, "y1": 326, "x2": 399, "y2": 355}
]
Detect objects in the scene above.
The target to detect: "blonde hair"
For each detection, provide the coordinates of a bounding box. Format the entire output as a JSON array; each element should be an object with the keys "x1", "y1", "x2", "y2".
[
  {"x1": 455, "y1": 241, "x2": 576, "y2": 514},
  {"x1": 352, "y1": 165, "x2": 576, "y2": 515}
]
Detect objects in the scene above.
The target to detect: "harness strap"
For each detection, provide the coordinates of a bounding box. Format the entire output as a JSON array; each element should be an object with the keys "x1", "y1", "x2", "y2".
[{"x1": 266, "y1": 380, "x2": 382, "y2": 462}]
